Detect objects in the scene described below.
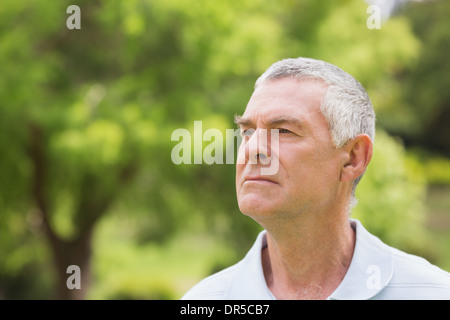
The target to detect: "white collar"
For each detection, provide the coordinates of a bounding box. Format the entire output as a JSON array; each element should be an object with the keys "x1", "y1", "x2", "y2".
[{"x1": 224, "y1": 219, "x2": 394, "y2": 300}]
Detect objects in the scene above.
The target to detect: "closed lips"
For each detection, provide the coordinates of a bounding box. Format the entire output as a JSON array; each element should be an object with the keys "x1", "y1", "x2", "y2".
[{"x1": 244, "y1": 176, "x2": 277, "y2": 183}]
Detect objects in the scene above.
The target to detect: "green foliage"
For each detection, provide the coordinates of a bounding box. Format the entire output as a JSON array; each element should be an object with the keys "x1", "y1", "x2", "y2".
[
  {"x1": 312, "y1": 0, "x2": 420, "y2": 87},
  {"x1": 88, "y1": 214, "x2": 238, "y2": 299},
  {"x1": 407, "y1": 149, "x2": 450, "y2": 186},
  {"x1": 424, "y1": 158, "x2": 450, "y2": 186},
  {"x1": 378, "y1": 0, "x2": 450, "y2": 156}
]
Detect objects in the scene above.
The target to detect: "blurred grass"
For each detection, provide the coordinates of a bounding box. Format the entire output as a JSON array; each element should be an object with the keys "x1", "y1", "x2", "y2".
[
  {"x1": 88, "y1": 212, "x2": 238, "y2": 299},
  {"x1": 424, "y1": 185, "x2": 450, "y2": 272}
]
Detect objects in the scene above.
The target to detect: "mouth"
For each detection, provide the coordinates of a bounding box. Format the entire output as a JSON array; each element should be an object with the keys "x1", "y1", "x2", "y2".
[{"x1": 244, "y1": 176, "x2": 278, "y2": 185}]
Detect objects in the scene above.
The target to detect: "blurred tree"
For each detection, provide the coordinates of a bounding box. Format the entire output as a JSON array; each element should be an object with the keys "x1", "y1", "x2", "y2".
[
  {"x1": 376, "y1": 0, "x2": 450, "y2": 156},
  {"x1": 0, "y1": 0, "x2": 429, "y2": 299}
]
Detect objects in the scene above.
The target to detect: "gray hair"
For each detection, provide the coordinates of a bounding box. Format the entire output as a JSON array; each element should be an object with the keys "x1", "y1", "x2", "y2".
[{"x1": 255, "y1": 57, "x2": 376, "y2": 203}]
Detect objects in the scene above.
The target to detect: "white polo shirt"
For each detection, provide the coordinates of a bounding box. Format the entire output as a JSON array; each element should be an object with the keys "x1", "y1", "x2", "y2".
[{"x1": 182, "y1": 219, "x2": 450, "y2": 300}]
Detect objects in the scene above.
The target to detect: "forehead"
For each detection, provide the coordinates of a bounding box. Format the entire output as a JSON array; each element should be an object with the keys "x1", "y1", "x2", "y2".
[{"x1": 243, "y1": 78, "x2": 328, "y2": 121}]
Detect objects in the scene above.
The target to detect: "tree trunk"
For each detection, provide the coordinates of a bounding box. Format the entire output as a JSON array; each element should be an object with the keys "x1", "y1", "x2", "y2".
[
  {"x1": 29, "y1": 123, "x2": 91, "y2": 299},
  {"x1": 48, "y1": 229, "x2": 93, "y2": 300},
  {"x1": 28, "y1": 123, "x2": 137, "y2": 299}
]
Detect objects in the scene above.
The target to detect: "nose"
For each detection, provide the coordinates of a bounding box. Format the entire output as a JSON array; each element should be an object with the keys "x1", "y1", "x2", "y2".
[{"x1": 245, "y1": 128, "x2": 272, "y2": 165}]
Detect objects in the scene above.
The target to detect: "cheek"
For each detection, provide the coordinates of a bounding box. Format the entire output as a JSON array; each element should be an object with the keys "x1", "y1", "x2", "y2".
[
  {"x1": 307, "y1": 156, "x2": 342, "y2": 192},
  {"x1": 281, "y1": 147, "x2": 337, "y2": 187},
  {"x1": 235, "y1": 152, "x2": 246, "y2": 195},
  {"x1": 235, "y1": 163, "x2": 245, "y2": 183}
]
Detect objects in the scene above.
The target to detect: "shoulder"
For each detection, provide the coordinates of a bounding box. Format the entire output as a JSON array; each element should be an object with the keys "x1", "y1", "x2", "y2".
[
  {"x1": 180, "y1": 264, "x2": 238, "y2": 300},
  {"x1": 377, "y1": 247, "x2": 450, "y2": 299},
  {"x1": 181, "y1": 230, "x2": 270, "y2": 300}
]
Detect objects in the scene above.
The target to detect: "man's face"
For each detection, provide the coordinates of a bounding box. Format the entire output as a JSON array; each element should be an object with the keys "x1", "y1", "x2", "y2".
[{"x1": 235, "y1": 78, "x2": 347, "y2": 223}]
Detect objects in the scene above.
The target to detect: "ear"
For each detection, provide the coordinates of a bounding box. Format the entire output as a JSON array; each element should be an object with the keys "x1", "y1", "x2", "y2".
[{"x1": 340, "y1": 134, "x2": 373, "y2": 183}]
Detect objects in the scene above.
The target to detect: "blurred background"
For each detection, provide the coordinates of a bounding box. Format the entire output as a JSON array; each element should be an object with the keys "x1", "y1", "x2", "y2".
[{"x1": 1, "y1": 0, "x2": 449, "y2": 299}]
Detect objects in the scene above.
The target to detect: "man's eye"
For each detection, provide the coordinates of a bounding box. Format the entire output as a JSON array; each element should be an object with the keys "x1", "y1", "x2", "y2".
[
  {"x1": 278, "y1": 128, "x2": 292, "y2": 134},
  {"x1": 241, "y1": 128, "x2": 255, "y2": 137}
]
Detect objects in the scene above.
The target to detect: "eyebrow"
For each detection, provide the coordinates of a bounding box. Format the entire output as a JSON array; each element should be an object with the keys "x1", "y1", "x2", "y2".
[
  {"x1": 268, "y1": 116, "x2": 303, "y2": 128},
  {"x1": 234, "y1": 114, "x2": 251, "y2": 127},
  {"x1": 234, "y1": 114, "x2": 303, "y2": 129}
]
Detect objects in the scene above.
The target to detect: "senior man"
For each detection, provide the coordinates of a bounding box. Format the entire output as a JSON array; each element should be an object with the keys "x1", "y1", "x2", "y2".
[{"x1": 182, "y1": 57, "x2": 450, "y2": 300}]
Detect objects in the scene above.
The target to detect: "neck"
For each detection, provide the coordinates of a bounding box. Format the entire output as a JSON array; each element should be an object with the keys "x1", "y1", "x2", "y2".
[{"x1": 260, "y1": 208, "x2": 355, "y2": 300}]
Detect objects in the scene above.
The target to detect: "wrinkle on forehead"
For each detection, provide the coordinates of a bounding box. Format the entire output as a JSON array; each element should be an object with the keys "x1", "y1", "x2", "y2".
[{"x1": 242, "y1": 78, "x2": 328, "y2": 125}]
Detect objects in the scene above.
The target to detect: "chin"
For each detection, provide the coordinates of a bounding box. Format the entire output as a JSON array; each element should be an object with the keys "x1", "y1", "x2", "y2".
[{"x1": 237, "y1": 196, "x2": 282, "y2": 221}]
